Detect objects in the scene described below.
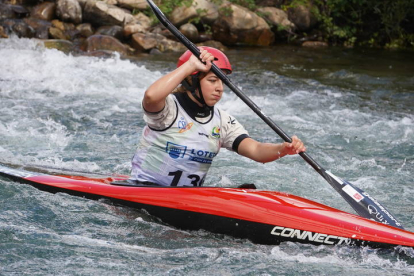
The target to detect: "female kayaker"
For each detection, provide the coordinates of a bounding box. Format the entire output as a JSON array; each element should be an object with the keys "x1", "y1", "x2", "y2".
[{"x1": 131, "y1": 47, "x2": 306, "y2": 186}]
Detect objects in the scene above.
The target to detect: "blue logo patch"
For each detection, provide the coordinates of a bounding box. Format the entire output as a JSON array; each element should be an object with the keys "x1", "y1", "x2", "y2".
[
  {"x1": 177, "y1": 117, "x2": 187, "y2": 129},
  {"x1": 166, "y1": 142, "x2": 187, "y2": 159}
]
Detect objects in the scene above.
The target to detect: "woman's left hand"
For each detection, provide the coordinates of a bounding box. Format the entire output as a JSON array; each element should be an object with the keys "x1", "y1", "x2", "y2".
[{"x1": 283, "y1": 135, "x2": 306, "y2": 155}]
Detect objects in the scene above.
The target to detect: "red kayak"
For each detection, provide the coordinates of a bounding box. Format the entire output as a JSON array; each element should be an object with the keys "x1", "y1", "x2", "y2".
[{"x1": 1, "y1": 164, "x2": 413, "y2": 248}]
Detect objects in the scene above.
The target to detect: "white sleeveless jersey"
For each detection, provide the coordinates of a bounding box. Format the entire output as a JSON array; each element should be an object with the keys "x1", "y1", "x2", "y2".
[{"x1": 131, "y1": 97, "x2": 227, "y2": 186}]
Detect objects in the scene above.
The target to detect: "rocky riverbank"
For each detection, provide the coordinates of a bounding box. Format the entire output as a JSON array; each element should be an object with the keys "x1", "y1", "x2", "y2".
[{"x1": 0, "y1": 0, "x2": 327, "y2": 57}]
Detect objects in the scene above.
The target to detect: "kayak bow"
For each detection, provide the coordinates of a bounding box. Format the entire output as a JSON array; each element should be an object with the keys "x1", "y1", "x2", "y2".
[{"x1": 1, "y1": 164, "x2": 413, "y2": 248}]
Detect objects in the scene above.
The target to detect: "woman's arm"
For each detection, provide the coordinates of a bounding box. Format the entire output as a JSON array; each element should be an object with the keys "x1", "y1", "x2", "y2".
[
  {"x1": 143, "y1": 49, "x2": 214, "y2": 113},
  {"x1": 237, "y1": 136, "x2": 306, "y2": 163}
]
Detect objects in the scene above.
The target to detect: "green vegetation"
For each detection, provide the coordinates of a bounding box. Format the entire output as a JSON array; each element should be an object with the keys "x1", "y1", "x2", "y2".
[
  {"x1": 143, "y1": 0, "x2": 193, "y2": 22},
  {"x1": 284, "y1": 0, "x2": 414, "y2": 48},
  {"x1": 228, "y1": 0, "x2": 256, "y2": 10},
  {"x1": 145, "y1": 0, "x2": 414, "y2": 49}
]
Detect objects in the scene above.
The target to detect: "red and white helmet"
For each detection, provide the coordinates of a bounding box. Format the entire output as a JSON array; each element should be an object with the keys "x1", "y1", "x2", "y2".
[{"x1": 177, "y1": 46, "x2": 232, "y2": 74}]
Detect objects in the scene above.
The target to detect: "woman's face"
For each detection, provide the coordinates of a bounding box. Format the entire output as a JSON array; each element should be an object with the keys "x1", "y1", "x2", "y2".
[{"x1": 198, "y1": 71, "x2": 224, "y2": 106}]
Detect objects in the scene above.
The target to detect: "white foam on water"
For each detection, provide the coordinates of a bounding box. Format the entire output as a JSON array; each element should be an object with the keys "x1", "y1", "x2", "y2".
[
  {"x1": 352, "y1": 176, "x2": 379, "y2": 189},
  {"x1": 284, "y1": 90, "x2": 313, "y2": 100},
  {"x1": 359, "y1": 251, "x2": 414, "y2": 271},
  {"x1": 0, "y1": 116, "x2": 72, "y2": 152},
  {"x1": 324, "y1": 89, "x2": 343, "y2": 98},
  {"x1": 272, "y1": 114, "x2": 308, "y2": 124},
  {"x1": 349, "y1": 157, "x2": 386, "y2": 170},
  {"x1": 37, "y1": 117, "x2": 72, "y2": 147},
  {"x1": 218, "y1": 94, "x2": 254, "y2": 116},
  {"x1": 61, "y1": 234, "x2": 163, "y2": 254},
  {"x1": 0, "y1": 218, "x2": 161, "y2": 255},
  {"x1": 270, "y1": 244, "x2": 414, "y2": 272},
  {"x1": 271, "y1": 245, "x2": 343, "y2": 264},
  {"x1": 32, "y1": 156, "x2": 102, "y2": 172},
  {"x1": 0, "y1": 153, "x2": 102, "y2": 173},
  {"x1": 113, "y1": 161, "x2": 133, "y2": 173},
  {"x1": 0, "y1": 36, "x2": 160, "y2": 172},
  {"x1": 0, "y1": 36, "x2": 160, "y2": 102},
  {"x1": 0, "y1": 120, "x2": 70, "y2": 160}
]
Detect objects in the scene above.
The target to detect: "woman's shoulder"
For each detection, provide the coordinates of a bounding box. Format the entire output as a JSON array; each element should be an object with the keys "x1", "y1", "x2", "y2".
[{"x1": 216, "y1": 108, "x2": 237, "y2": 124}]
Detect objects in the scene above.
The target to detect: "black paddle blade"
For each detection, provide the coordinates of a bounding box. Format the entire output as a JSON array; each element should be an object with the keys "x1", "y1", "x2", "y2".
[{"x1": 323, "y1": 170, "x2": 404, "y2": 229}]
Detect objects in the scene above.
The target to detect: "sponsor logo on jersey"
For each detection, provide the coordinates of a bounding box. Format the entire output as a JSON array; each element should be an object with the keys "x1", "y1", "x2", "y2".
[
  {"x1": 211, "y1": 126, "x2": 220, "y2": 139},
  {"x1": 166, "y1": 142, "x2": 187, "y2": 159},
  {"x1": 165, "y1": 143, "x2": 217, "y2": 164},
  {"x1": 189, "y1": 149, "x2": 217, "y2": 164},
  {"x1": 270, "y1": 226, "x2": 351, "y2": 245},
  {"x1": 178, "y1": 117, "x2": 193, "y2": 133}
]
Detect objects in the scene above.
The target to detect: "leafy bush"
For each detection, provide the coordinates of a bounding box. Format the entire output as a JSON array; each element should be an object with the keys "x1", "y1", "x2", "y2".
[{"x1": 314, "y1": 0, "x2": 414, "y2": 48}]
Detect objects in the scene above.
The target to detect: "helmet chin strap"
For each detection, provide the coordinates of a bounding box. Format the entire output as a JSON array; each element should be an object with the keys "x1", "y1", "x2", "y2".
[{"x1": 181, "y1": 74, "x2": 213, "y2": 110}]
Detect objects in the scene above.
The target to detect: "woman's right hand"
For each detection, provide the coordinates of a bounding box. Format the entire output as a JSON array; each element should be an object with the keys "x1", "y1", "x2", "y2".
[{"x1": 187, "y1": 48, "x2": 215, "y2": 73}]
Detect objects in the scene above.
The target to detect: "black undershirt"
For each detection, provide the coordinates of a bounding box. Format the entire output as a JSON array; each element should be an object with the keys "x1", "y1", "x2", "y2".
[{"x1": 173, "y1": 92, "x2": 212, "y2": 120}]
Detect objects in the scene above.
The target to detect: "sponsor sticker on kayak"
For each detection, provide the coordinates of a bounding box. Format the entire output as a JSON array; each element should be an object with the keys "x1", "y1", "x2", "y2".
[
  {"x1": 343, "y1": 184, "x2": 364, "y2": 202},
  {"x1": 270, "y1": 226, "x2": 351, "y2": 245}
]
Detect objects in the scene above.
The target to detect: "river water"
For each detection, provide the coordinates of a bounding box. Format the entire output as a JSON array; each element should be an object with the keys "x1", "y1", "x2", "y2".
[{"x1": 0, "y1": 36, "x2": 413, "y2": 275}]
